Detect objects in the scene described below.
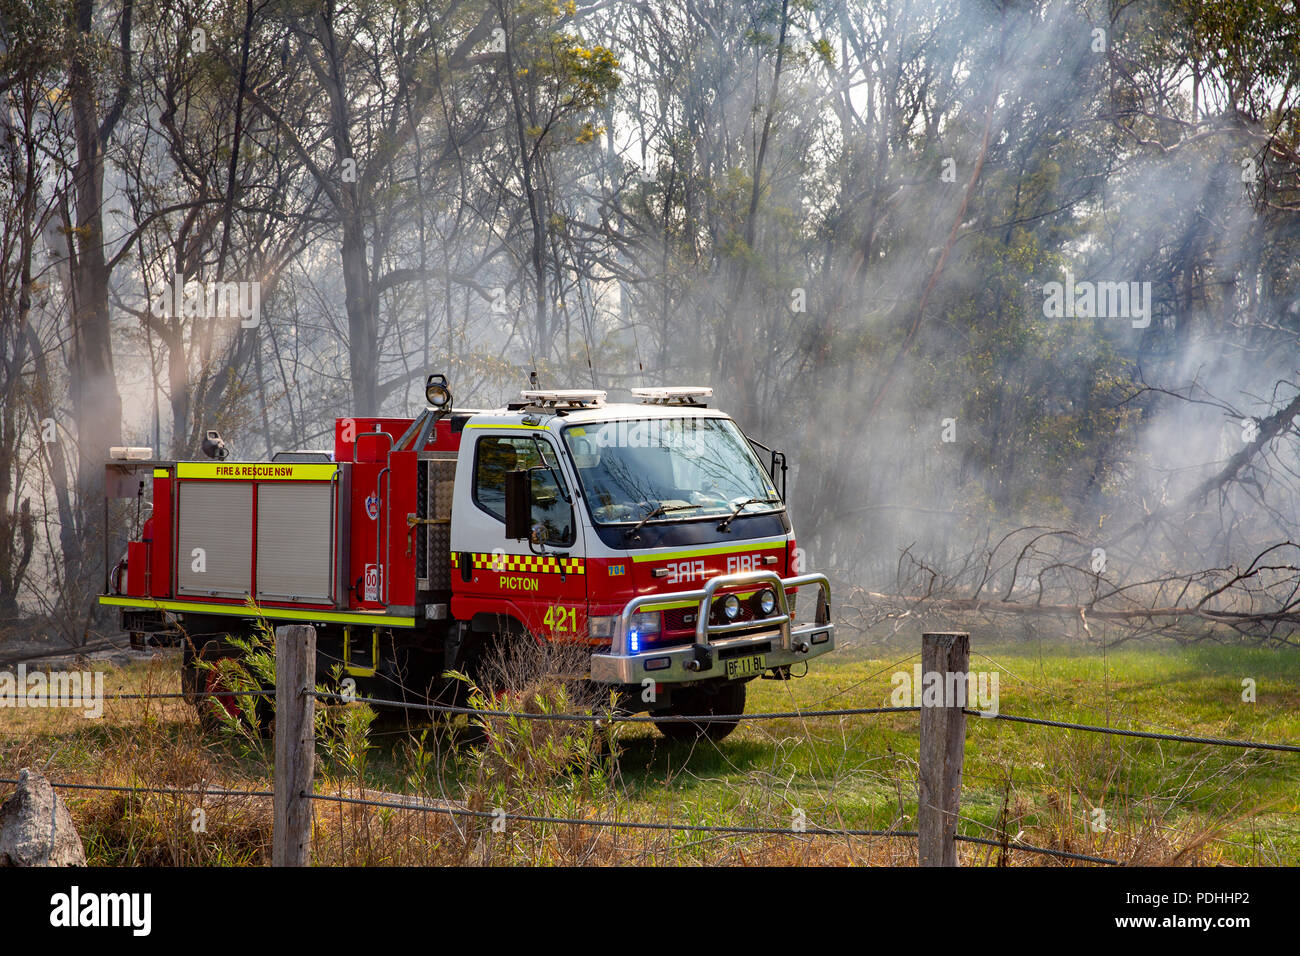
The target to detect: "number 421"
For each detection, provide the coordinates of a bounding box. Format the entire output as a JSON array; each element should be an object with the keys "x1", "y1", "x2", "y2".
[{"x1": 544, "y1": 606, "x2": 577, "y2": 632}]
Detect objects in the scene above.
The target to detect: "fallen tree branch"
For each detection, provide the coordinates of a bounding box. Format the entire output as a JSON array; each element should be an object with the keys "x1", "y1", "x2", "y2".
[{"x1": 856, "y1": 591, "x2": 1300, "y2": 626}]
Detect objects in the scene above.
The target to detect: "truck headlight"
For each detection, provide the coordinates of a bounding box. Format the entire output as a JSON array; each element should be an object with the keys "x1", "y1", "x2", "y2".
[
  {"x1": 721, "y1": 594, "x2": 741, "y2": 621},
  {"x1": 628, "y1": 610, "x2": 661, "y2": 654},
  {"x1": 629, "y1": 610, "x2": 661, "y2": 638},
  {"x1": 758, "y1": 588, "x2": 777, "y2": 616}
]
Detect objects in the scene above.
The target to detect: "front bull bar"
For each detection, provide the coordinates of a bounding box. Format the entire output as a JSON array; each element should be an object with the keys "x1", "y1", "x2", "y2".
[{"x1": 588, "y1": 570, "x2": 834, "y2": 685}]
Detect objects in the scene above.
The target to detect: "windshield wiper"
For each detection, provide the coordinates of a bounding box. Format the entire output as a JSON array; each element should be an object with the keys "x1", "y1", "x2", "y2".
[
  {"x1": 623, "y1": 503, "x2": 700, "y2": 538},
  {"x1": 717, "y1": 496, "x2": 783, "y2": 531}
]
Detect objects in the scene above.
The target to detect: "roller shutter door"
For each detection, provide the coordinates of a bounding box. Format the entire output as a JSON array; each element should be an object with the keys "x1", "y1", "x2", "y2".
[
  {"x1": 255, "y1": 482, "x2": 334, "y2": 603},
  {"x1": 177, "y1": 482, "x2": 253, "y2": 597}
]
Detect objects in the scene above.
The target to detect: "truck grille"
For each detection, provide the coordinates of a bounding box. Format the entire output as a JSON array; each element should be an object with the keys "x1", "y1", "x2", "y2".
[{"x1": 656, "y1": 592, "x2": 767, "y2": 646}]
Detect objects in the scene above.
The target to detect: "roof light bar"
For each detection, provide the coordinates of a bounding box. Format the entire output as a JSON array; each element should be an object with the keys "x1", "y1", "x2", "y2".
[
  {"x1": 109, "y1": 446, "x2": 154, "y2": 460},
  {"x1": 630, "y1": 386, "x2": 713, "y2": 405},
  {"x1": 519, "y1": 389, "x2": 607, "y2": 408}
]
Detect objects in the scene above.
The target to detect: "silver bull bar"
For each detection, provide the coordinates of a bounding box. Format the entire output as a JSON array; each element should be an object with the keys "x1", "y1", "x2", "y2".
[{"x1": 588, "y1": 570, "x2": 835, "y2": 685}]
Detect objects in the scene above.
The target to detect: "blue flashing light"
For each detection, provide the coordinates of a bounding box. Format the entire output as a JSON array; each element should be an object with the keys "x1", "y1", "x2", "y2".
[{"x1": 629, "y1": 630, "x2": 640, "y2": 654}]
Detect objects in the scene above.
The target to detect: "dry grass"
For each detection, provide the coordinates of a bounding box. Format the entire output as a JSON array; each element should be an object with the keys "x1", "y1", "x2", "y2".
[{"x1": 1, "y1": 641, "x2": 1282, "y2": 866}]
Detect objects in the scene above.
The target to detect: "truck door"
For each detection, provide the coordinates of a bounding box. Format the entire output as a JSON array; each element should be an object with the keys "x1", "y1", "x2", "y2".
[{"x1": 450, "y1": 432, "x2": 588, "y2": 644}]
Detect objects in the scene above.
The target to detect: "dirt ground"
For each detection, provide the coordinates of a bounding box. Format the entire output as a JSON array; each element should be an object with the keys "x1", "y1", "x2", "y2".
[{"x1": 0, "y1": 615, "x2": 156, "y2": 668}]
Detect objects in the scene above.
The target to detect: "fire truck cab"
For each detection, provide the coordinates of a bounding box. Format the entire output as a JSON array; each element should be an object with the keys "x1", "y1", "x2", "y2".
[{"x1": 100, "y1": 379, "x2": 835, "y2": 739}]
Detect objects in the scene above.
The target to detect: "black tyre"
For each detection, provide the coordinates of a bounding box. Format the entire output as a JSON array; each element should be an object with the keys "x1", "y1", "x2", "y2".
[
  {"x1": 186, "y1": 638, "x2": 273, "y2": 736},
  {"x1": 655, "y1": 680, "x2": 746, "y2": 742},
  {"x1": 180, "y1": 637, "x2": 203, "y2": 706}
]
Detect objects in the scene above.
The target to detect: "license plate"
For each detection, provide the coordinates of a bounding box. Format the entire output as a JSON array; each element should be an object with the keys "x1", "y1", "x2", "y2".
[{"x1": 726, "y1": 654, "x2": 766, "y2": 680}]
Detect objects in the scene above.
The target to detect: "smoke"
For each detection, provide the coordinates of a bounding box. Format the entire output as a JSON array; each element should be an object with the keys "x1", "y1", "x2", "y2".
[
  {"x1": 10, "y1": 0, "x2": 1298, "y2": 638},
  {"x1": 565, "y1": 0, "x2": 1300, "y2": 635}
]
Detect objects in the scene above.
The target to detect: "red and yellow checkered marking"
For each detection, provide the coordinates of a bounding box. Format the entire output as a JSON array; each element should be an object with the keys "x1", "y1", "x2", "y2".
[{"x1": 451, "y1": 552, "x2": 585, "y2": 575}]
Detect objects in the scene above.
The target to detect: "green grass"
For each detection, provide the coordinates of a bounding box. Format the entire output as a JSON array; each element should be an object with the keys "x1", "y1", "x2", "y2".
[
  {"x1": 593, "y1": 639, "x2": 1300, "y2": 864},
  {"x1": 350, "y1": 637, "x2": 1300, "y2": 864}
]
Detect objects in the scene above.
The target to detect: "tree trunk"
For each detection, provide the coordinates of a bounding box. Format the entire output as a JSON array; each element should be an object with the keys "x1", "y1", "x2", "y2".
[{"x1": 66, "y1": 0, "x2": 126, "y2": 604}]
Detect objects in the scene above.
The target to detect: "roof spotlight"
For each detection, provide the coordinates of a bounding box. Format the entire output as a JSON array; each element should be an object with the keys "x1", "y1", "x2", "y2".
[
  {"x1": 201, "y1": 429, "x2": 230, "y2": 461},
  {"x1": 425, "y1": 373, "x2": 452, "y2": 409}
]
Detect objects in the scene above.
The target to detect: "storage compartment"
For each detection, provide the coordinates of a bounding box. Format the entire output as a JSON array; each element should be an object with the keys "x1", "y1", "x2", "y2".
[
  {"x1": 256, "y1": 482, "x2": 335, "y2": 603},
  {"x1": 150, "y1": 471, "x2": 173, "y2": 596},
  {"x1": 176, "y1": 482, "x2": 253, "y2": 597},
  {"x1": 126, "y1": 541, "x2": 149, "y2": 596}
]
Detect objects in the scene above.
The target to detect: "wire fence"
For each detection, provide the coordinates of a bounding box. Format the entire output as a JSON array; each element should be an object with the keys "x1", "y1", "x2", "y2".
[
  {"x1": 3, "y1": 636, "x2": 1297, "y2": 867},
  {"x1": 97, "y1": 684, "x2": 1293, "y2": 750},
  {"x1": 309, "y1": 692, "x2": 924, "y2": 723},
  {"x1": 963, "y1": 709, "x2": 1300, "y2": 753},
  {"x1": 295, "y1": 689, "x2": 1300, "y2": 753},
  {"x1": 0, "y1": 778, "x2": 275, "y2": 799},
  {"x1": 0, "y1": 772, "x2": 1120, "y2": 865}
]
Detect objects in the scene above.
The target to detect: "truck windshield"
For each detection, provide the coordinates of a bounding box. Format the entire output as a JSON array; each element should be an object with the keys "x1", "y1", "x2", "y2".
[{"x1": 561, "y1": 417, "x2": 782, "y2": 526}]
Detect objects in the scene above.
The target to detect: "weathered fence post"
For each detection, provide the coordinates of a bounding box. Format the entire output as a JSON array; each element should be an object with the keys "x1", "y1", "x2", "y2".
[
  {"x1": 918, "y1": 631, "x2": 969, "y2": 867},
  {"x1": 273, "y1": 624, "x2": 316, "y2": 867}
]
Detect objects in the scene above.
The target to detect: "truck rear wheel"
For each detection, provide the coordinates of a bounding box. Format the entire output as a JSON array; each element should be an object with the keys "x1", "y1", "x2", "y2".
[
  {"x1": 184, "y1": 637, "x2": 273, "y2": 736},
  {"x1": 655, "y1": 680, "x2": 746, "y2": 742}
]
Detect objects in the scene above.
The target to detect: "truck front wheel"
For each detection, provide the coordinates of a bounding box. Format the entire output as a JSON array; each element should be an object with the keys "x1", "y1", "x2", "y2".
[{"x1": 654, "y1": 680, "x2": 746, "y2": 742}]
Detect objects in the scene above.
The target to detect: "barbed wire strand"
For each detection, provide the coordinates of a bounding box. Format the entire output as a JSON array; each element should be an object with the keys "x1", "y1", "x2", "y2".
[
  {"x1": 964, "y1": 709, "x2": 1300, "y2": 753},
  {"x1": 951, "y1": 833, "x2": 1118, "y2": 865},
  {"x1": 0, "y1": 775, "x2": 1143, "y2": 864},
  {"x1": 810, "y1": 651, "x2": 921, "y2": 704},
  {"x1": 309, "y1": 692, "x2": 921, "y2": 722},
  {"x1": 302, "y1": 790, "x2": 1118, "y2": 863},
  {"x1": 34, "y1": 682, "x2": 1300, "y2": 751},
  {"x1": 101, "y1": 690, "x2": 277, "y2": 700},
  {"x1": 970, "y1": 649, "x2": 1255, "y2": 742},
  {"x1": 0, "y1": 777, "x2": 273, "y2": 798},
  {"x1": 11, "y1": 683, "x2": 1296, "y2": 751},
  {"x1": 302, "y1": 789, "x2": 913, "y2": 838}
]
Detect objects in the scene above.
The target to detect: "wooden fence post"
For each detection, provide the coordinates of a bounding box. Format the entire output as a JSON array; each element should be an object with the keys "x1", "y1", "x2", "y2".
[
  {"x1": 273, "y1": 624, "x2": 316, "y2": 867},
  {"x1": 918, "y1": 631, "x2": 970, "y2": 867}
]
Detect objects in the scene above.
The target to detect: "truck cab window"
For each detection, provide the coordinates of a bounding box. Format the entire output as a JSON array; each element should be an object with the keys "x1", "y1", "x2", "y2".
[
  {"x1": 563, "y1": 418, "x2": 781, "y2": 526},
  {"x1": 473, "y1": 435, "x2": 575, "y2": 546}
]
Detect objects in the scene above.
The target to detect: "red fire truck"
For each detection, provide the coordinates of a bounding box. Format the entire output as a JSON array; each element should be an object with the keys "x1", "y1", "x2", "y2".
[{"x1": 100, "y1": 377, "x2": 834, "y2": 739}]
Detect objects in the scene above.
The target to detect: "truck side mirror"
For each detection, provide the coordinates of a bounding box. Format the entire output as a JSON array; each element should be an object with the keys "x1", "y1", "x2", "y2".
[{"x1": 504, "y1": 469, "x2": 532, "y2": 539}]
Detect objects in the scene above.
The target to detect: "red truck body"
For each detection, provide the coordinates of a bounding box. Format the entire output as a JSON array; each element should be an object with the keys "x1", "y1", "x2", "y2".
[{"x1": 100, "y1": 386, "x2": 834, "y2": 731}]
